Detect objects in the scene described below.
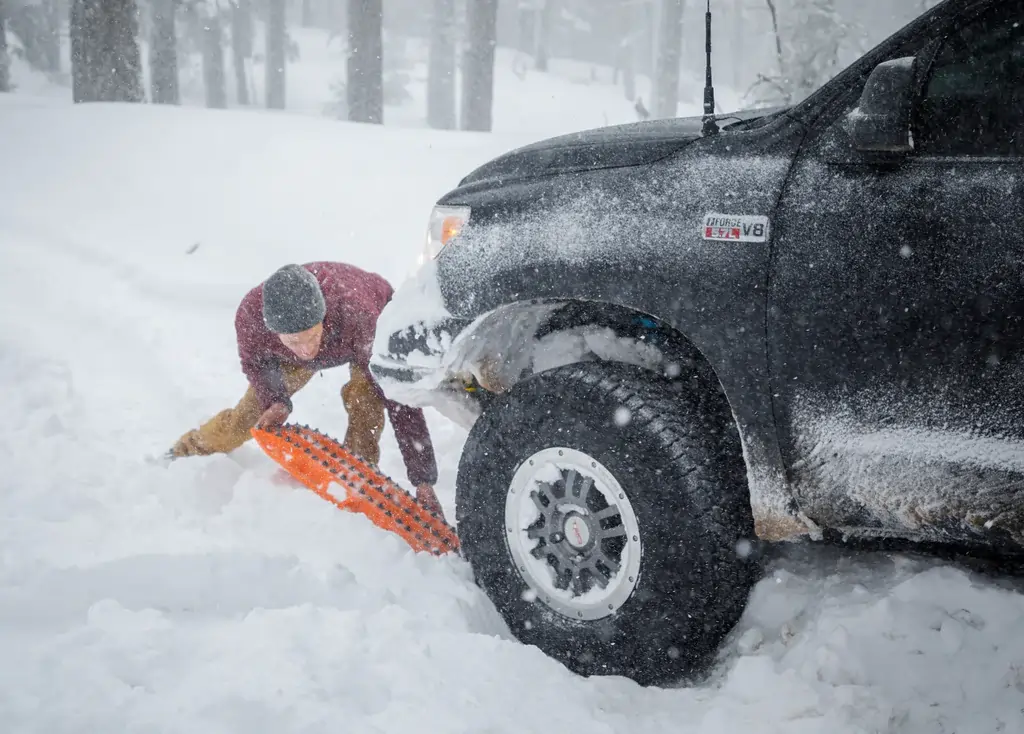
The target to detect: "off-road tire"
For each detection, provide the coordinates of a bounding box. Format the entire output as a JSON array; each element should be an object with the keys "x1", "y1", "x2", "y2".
[{"x1": 455, "y1": 361, "x2": 760, "y2": 686}]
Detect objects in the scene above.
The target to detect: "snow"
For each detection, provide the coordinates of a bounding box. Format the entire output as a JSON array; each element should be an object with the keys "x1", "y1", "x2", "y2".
[
  {"x1": 815, "y1": 418, "x2": 1024, "y2": 476},
  {"x1": 372, "y1": 259, "x2": 454, "y2": 364},
  {"x1": 789, "y1": 407, "x2": 1024, "y2": 542},
  {"x1": 326, "y1": 481, "x2": 350, "y2": 504},
  {"x1": 534, "y1": 324, "x2": 667, "y2": 375},
  {"x1": 3, "y1": 61, "x2": 1024, "y2": 734}
]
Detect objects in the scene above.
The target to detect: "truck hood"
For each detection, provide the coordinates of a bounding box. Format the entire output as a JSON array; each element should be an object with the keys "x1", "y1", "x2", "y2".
[{"x1": 458, "y1": 106, "x2": 787, "y2": 187}]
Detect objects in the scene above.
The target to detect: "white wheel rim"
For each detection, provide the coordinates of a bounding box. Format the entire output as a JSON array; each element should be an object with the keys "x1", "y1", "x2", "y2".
[{"x1": 504, "y1": 447, "x2": 643, "y2": 621}]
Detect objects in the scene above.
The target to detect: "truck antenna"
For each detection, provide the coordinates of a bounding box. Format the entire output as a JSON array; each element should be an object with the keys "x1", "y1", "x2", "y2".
[{"x1": 702, "y1": 0, "x2": 719, "y2": 136}]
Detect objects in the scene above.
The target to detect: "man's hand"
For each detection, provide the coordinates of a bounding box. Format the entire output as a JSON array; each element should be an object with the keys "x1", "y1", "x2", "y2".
[
  {"x1": 256, "y1": 402, "x2": 291, "y2": 429},
  {"x1": 415, "y1": 484, "x2": 444, "y2": 516}
]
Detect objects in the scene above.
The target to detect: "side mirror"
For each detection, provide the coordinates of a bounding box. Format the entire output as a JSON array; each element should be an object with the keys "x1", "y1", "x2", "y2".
[{"x1": 846, "y1": 57, "x2": 916, "y2": 154}]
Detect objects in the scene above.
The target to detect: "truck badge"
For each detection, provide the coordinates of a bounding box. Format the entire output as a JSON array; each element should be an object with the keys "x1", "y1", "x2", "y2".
[{"x1": 702, "y1": 213, "x2": 770, "y2": 243}]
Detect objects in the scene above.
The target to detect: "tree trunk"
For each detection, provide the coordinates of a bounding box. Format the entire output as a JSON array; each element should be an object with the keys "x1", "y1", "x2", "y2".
[
  {"x1": 0, "y1": 0, "x2": 9, "y2": 93},
  {"x1": 620, "y1": 2, "x2": 638, "y2": 101},
  {"x1": 41, "y1": 0, "x2": 60, "y2": 72},
  {"x1": 8, "y1": 2, "x2": 56, "y2": 72},
  {"x1": 202, "y1": 13, "x2": 226, "y2": 108},
  {"x1": 646, "y1": 0, "x2": 658, "y2": 79},
  {"x1": 231, "y1": 0, "x2": 251, "y2": 105},
  {"x1": 534, "y1": 0, "x2": 554, "y2": 71},
  {"x1": 764, "y1": 0, "x2": 784, "y2": 81},
  {"x1": 346, "y1": 0, "x2": 383, "y2": 124},
  {"x1": 150, "y1": 0, "x2": 179, "y2": 104},
  {"x1": 70, "y1": 0, "x2": 144, "y2": 103},
  {"x1": 652, "y1": 0, "x2": 683, "y2": 119},
  {"x1": 622, "y1": 48, "x2": 635, "y2": 101},
  {"x1": 70, "y1": 0, "x2": 92, "y2": 101},
  {"x1": 460, "y1": 0, "x2": 498, "y2": 132},
  {"x1": 517, "y1": 3, "x2": 533, "y2": 53},
  {"x1": 427, "y1": 0, "x2": 456, "y2": 130},
  {"x1": 266, "y1": 0, "x2": 286, "y2": 108}
]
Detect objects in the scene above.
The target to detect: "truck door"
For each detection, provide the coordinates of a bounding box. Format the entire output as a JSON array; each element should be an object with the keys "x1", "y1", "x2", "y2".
[{"x1": 768, "y1": 0, "x2": 1024, "y2": 544}]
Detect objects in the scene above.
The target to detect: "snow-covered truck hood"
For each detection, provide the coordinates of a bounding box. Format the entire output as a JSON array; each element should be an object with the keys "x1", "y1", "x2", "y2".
[{"x1": 457, "y1": 107, "x2": 784, "y2": 187}]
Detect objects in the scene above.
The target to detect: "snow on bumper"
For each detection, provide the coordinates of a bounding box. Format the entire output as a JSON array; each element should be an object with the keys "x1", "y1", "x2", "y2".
[
  {"x1": 371, "y1": 260, "x2": 480, "y2": 426},
  {"x1": 371, "y1": 259, "x2": 570, "y2": 428}
]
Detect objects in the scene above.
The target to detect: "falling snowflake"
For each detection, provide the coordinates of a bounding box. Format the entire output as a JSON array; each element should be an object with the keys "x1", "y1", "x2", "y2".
[{"x1": 614, "y1": 406, "x2": 631, "y2": 427}]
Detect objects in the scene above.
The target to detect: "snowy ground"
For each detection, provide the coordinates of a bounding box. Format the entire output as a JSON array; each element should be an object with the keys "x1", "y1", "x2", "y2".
[{"x1": 4, "y1": 87, "x2": 1024, "y2": 732}]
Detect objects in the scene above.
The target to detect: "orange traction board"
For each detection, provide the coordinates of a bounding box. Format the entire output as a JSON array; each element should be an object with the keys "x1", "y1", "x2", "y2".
[{"x1": 251, "y1": 423, "x2": 460, "y2": 556}]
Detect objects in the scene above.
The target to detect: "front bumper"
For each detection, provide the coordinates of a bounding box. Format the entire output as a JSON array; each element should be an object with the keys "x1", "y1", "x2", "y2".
[
  {"x1": 370, "y1": 316, "x2": 474, "y2": 397},
  {"x1": 369, "y1": 261, "x2": 483, "y2": 427}
]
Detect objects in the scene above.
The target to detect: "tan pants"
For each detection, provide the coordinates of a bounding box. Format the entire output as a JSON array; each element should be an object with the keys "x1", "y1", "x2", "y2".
[{"x1": 171, "y1": 364, "x2": 386, "y2": 463}]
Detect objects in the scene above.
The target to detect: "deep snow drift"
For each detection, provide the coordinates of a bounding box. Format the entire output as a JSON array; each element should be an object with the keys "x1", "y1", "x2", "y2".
[{"x1": 3, "y1": 97, "x2": 1024, "y2": 733}]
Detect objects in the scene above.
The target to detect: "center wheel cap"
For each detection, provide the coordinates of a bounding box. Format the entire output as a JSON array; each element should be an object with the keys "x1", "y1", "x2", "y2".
[{"x1": 563, "y1": 514, "x2": 590, "y2": 549}]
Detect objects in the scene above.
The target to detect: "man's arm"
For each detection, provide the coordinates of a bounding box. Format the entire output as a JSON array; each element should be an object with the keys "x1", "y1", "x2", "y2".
[
  {"x1": 383, "y1": 397, "x2": 439, "y2": 487},
  {"x1": 240, "y1": 354, "x2": 292, "y2": 412},
  {"x1": 346, "y1": 295, "x2": 438, "y2": 487},
  {"x1": 236, "y1": 298, "x2": 291, "y2": 412}
]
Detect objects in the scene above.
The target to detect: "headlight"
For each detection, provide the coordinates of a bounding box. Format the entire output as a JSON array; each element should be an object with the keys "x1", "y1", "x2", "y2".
[{"x1": 422, "y1": 205, "x2": 470, "y2": 263}]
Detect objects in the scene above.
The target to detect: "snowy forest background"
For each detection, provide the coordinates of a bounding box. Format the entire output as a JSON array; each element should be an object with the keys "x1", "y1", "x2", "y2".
[{"x1": 0, "y1": 0, "x2": 942, "y2": 132}]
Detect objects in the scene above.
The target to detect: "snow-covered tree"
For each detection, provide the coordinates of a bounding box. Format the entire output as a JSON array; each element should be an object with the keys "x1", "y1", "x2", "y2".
[
  {"x1": 266, "y1": 0, "x2": 285, "y2": 108},
  {"x1": 427, "y1": 0, "x2": 456, "y2": 130},
  {"x1": 346, "y1": 0, "x2": 383, "y2": 124},
  {"x1": 652, "y1": 0, "x2": 683, "y2": 118},
  {"x1": 0, "y1": 0, "x2": 10, "y2": 92},
  {"x1": 149, "y1": 0, "x2": 179, "y2": 104},
  {"x1": 228, "y1": 0, "x2": 251, "y2": 105},
  {"x1": 616, "y1": 1, "x2": 644, "y2": 102},
  {"x1": 177, "y1": 0, "x2": 227, "y2": 108},
  {"x1": 201, "y1": 8, "x2": 225, "y2": 107},
  {"x1": 460, "y1": 0, "x2": 498, "y2": 131},
  {"x1": 533, "y1": 0, "x2": 555, "y2": 71},
  {"x1": 4, "y1": 0, "x2": 60, "y2": 74},
  {"x1": 749, "y1": 0, "x2": 866, "y2": 107},
  {"x1": 70, "y1": 0, "x2": 144, "y2": 103}
]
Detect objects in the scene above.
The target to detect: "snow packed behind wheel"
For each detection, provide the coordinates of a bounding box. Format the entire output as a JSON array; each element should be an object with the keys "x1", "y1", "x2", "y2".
[{"x1": 455, "y1": 361, "x2": 761, "y2": 687}]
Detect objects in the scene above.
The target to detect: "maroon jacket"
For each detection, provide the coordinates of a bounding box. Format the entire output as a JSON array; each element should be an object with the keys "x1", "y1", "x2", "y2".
[{"x1": 234, "y1": 261, "x2": 437, "y2": 487}]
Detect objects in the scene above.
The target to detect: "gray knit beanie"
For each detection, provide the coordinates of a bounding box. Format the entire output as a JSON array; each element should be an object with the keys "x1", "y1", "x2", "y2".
[{"x1": 261, "y1": 264, "x2": 327, "y2": 334}]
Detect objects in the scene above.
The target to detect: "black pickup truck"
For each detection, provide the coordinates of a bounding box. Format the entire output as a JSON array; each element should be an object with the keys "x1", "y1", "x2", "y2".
[{"x1": 370, "y1": 0, "x2": 1024, "y2": 687}]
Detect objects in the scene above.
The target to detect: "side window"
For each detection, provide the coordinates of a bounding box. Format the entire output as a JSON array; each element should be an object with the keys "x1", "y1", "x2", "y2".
[{"x1": 914, "y1": 1, "x2": 1024, "y2": 156}]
